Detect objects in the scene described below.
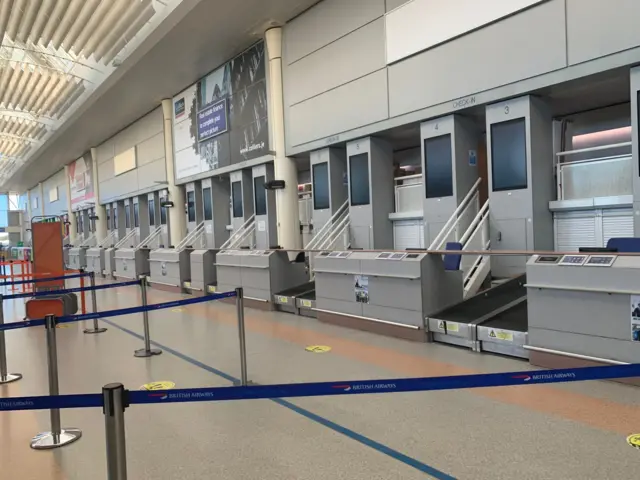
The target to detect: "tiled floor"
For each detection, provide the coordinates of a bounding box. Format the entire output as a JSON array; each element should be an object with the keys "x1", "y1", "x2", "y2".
[{"x1": 0, "y1": 277, "x2": 638, "y2": 479}]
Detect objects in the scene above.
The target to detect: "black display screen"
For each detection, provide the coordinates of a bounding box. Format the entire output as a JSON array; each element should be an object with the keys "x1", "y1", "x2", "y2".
[
  {"x1": 491, "y1": 118, "x2": 528, "y2": 192},
  {"x1": 148, "y1": 199, "x2": 155, "y2": 226},
  {"x1": 232, "y1": 181, "x2": 243, "y2": 218},
  {"x1": 125, "y1": 205, "x2": 130, "y2": 228},
  {"x1": 133, "y1": 202, "x2": 139, "y2": 227},
  {"x1": 424, "y1": 134, "x2": 453, "y2": 198},
  {"x1": 187, "y1": 190, "x2": 196, "y2": 222},
  {"x1": 160, "y1": 203, "x2": 167, "y2": 225},
  {"x1": 203, "y1": 187, "x2": 213, "y2": 221},
  {"x1": 254, "y1": 176, "x2": 267, "y2": 216},
  {"x1": 312, "y1": 162, "x2": 330, "y2": 210},
  {"x1": 349, "y1": 153, "x2": 370, "y2": 206}
]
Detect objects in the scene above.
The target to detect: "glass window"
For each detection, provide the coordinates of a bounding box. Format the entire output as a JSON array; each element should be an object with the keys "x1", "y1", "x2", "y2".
[
  {"x1": 254, "y1": 176, "x2": 267, "y2": 216},
  {"x1": 203, "y1": 188, "x2": 213, "y2": 221},
  {"x1": 106, "y1": 207, "x2": 111, "y2": 229},
  {"x1": 133, "y1": 202, "x2": 139, "y2": 228},
  {"x1": 113, "y1": 206, "x2": 118, "y2": 229},
  {"x1": 312, "y1": 162, "x2": 330, "y2": 210},
  {"x1": 187, "y1": 190, "x2": 196, "y2": 222},
  {"x1": 232, "y1": 181, "x2": 243, "y2": 218},
  {"x1": 424, "y1": 134, "x2": 453, "y2": 198},
  {"x1": 148, "y1": 199, "x2": 155, "y2": 226},
  {"x1": 125, "y1": 205, "x2": 130, "y2": 228},
  {"x1": 160, "y1": 203, "x2": 167, "y2": 225},
  {"x1": 349, "y1": 153, "x2": 370, "y2": 207},
  {"x1": 491, "y1": 118, "x2": 528, "y2": 192}
]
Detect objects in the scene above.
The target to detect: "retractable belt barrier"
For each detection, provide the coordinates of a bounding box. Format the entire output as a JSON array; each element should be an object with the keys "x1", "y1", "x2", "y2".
[
  {"x1": 1, "y1": 363, "x2": 639, "y2": 413},
  {"x1": 2, "y1": 279, "x2": 141, "y2": 300},
  {"x1": 0, "y1": 272, "x2": 90, "y2": 287}
]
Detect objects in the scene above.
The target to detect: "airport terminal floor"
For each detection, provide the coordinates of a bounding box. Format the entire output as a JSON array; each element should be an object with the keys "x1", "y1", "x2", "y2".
[{"x1": 1, "y1": 278, "x2": 639, "y2": 480}]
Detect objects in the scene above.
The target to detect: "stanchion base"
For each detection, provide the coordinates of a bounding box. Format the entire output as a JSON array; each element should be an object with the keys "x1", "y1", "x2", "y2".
[
  {"x1": 0, "y1": 373, "x2": 22, "y2": 384},
  {"x1": 134, "y1": 348, "x2": 162, "y2": 358},
  {"x1": 83, "y1": 328, "x2": 107, "y2": 334},
  {"x1": 30, "y1": 428, "x2": 82, "y2": 450}
]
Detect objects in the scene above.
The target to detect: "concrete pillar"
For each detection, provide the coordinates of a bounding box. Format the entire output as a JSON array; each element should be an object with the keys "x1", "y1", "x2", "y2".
[
  {"x1": 265, "y1": 27, "x2": 301, "y2": 252},
  {"x1": 161, "y1": 99, "x2": 186, "y2": 246},
  {"x1": 90, "y1": 148, "x2": 108, "y2": 241},
  {"x1": 64, "y1": 165, "x2": 77, "y2": 241}
]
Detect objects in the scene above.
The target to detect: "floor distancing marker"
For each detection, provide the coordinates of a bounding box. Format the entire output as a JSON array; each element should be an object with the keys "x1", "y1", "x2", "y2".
[
  {"x1": 140, "y1": 381, "x2": 175, "y2": 391},
  {"x1": 627, "y1": 434, "x2": 640, "y2": 449},
  {"x1": 305, "y1": 345, "x2": 331, "y2": 353}
]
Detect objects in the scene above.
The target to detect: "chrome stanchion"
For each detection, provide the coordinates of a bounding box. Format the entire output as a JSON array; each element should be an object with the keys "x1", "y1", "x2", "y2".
[
  {"x1": 84, "y1": 272, "x2": 107, "y2": 334},
  {"x1": 0, "y1": 294, "x2": 21, "y2": 384},
  {"x1": 134, "y1": 277, "x2": 161, "y2": 358},
  {"x1": 234, "y1": 287, "x2": 249, "y2": 386},
  {"x1": 31, "y1": 314, "x2": 82, "y2": 449},
  {"x1": 103, "y1": 383, "x2": 128, "y2": 480}
]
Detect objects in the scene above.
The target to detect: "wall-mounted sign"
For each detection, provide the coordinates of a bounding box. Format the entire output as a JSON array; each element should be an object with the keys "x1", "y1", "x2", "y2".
[
  {"x1": 197, "y1": 99, "x2": 228, "y2": 142},
  {"x1": 174, "y1": 98, "x2": 185, "y2": 119},
  {"x1": 69, "y1": 154, "x2": 95, "y2": 210}
]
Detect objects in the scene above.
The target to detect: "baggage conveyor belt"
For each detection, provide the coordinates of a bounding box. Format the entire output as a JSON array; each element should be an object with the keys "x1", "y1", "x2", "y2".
[
  {"x1": 426, "y1": 274, "x2": 529, "y2": 359},
  {"x1": 273, "y1": 282, "x2": 316, "y2": 317}
]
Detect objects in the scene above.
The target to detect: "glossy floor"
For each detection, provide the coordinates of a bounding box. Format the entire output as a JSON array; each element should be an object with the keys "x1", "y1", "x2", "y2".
[{"x1": 0, "y1": 278, "x2": 638, "y2": 479}]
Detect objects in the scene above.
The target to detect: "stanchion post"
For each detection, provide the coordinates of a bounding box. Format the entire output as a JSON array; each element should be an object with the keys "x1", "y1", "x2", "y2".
[
  {"x1": 79, "y1": 269, "x2": 87, "y2": 315},
  {"x1": 31, "y1": 315, "x2": 82, "y2": 449},
  {"x1": 84, "y1": 271, "x2": 107, "y2": 334},
  {"x1": 103, "y1": 383, "x2": 129, "y2": 480},
  {"x1": 134, "y1": 276, "x2": 161, "y2": 358},
  {"x1": 0, "y1": 294, "x2": 21, "y2": 384},
  {"x1": 235, "y1": 287, "x2": 249, "y2": 386}
]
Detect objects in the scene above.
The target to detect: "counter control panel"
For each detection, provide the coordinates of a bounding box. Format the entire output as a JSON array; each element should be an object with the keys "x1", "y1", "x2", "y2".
[{"x1": 533, "y1": 254, "x2": 617, "y2": 267}]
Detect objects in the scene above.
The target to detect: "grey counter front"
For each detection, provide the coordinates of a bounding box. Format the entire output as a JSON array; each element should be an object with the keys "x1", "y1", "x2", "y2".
[
  {"x1": 314, "y1": 251, "x2": 462, "y2": 340},
  {"x1": 526, "y1": 254, "x2": 640, "y2": 368},
  {"x1": 148, "y1": 248, "x2": 191, "y2": 290}
]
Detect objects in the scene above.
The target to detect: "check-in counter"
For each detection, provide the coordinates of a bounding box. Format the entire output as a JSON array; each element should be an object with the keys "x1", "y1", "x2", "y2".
[
  {"x1": 216, "y1": 250, "x2": 308, "y2": 309},
  {"x1": 114, "y1": 247, "x2": 150, "y2": 280},
  {"x1": 148, "y1": 248, "x2": 192, "y2": 291},
  {"x1": 314, "y1": 251, "x2": 462, "y2": 341},
  {"x1": 67, "y1": 246, "x2": 88, "y2": 270},
  {"x1": 190, "y1": 249, "x2": 219, "y2": 294}
]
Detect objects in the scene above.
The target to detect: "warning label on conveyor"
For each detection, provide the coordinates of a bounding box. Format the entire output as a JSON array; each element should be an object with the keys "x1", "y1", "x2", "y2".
[
  {"x1": 631, "y1": 296, "x2": 640, "y2": 342},
  {"x1": 488, "y1": 329, "x2": 513, "y2": 342}
]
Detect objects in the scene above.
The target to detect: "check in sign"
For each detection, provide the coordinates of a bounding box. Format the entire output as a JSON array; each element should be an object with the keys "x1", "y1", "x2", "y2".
[{"x1": 198, "y1": 99, "x2": 228, "y2": 141}]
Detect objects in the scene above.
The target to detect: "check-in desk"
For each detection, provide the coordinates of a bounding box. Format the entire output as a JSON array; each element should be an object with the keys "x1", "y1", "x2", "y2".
[
  {"x1": 314, "y1": 251, "x2": 463, "y2": 341},
  {"x1": 148, "y1": 248, "x2": 192, "y2": 292},
  {"x1": 114, "y1": 247, "x2": 151, "y2": 280},
  {"x1": 526, "y1": 253, "x2": 640, "y2": 379},
  {"x1": 190, "y1": 249, "x2": 219, "y2": 294},
  {"x1": 67, "y1": 246, "x2": 88, "y2": 270},
  {"x1": 85, "y1": 247, "x2": 105, "y2": 275},
  {"x1": 216, "y1": 250, "x2": 308, "y2": 309}
]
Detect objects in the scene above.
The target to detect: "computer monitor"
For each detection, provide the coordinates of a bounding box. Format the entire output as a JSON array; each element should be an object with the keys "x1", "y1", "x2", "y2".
[{"x1": 578, "y1": 247, "x2": 618, "y2": 253}]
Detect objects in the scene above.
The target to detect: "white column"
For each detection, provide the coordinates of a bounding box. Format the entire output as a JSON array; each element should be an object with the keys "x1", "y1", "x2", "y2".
[
  {"x1": 265, "y1": 27, "x2": 301, "y2": 252},
  {"x1": 38, "y1": 182, "x2": 45, "y2": 216},
  {"x1": 90, "y1": 148, "x2": 108, "y2": 240},
  {"x1": 25, "y1": 191, "x2": 32, "y2": 243},
  {"x1": 64, "y1": 165, "x2": 77, "y2": 241},
  {"x1": 161, "y1": 99, "x2": 186, "y2": 245}
]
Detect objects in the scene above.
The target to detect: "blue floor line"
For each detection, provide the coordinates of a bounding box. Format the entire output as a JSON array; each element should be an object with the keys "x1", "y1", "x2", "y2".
[{"x1": 102, "y1": 318, "x2": 456, "y2": 480}]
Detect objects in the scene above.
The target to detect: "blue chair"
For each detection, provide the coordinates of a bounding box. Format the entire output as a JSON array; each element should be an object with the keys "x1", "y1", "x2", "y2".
[
  {"x1": 443, "y1": 242, "x2": 463, "y2": 271},
  {"x1": 606, "y1": 237, "x2": 640, "y2": 253}
]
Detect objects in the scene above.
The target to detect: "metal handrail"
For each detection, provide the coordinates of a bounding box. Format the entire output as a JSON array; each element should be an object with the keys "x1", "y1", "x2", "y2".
[
  {"x1": 114, "y1": 228, "x2": 138, "y2": 248},
  {"x1": 227, "y1": 223, "x2": 255, "y2": 249},
  {"x1": 220, "y1": 216, "x2": 255, "y2": 250},
  {"x1": 97, "y1": 231, "x2": 116, "y2": 248},
  {"x1": 136, "y1": 226, "x2": 163, "y2": 249},
  {"x1": 176, "y1": 222, "x2": 205, "y2": 251},
  {"x1": 460, "y1": 200, "x2": 489, "y2": 247},
  {"x1": 79, "y1": 233, "x2": 97, "y2": 247},
  {"x1": 306, "y1": 200, "x2": 349, "y2": 250},
  {"x1": 319, "y1": 213, "x2": 350, "y2": 251},
  {"x1": 555, "y1": 142, "x2": 632, "y2": 157},
  {"x1": 429, "y1": 178, "x2": 482, "y2": 250}
]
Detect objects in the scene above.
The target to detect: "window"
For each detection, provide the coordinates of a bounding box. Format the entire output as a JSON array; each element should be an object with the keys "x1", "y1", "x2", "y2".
[
  {"x1": 349, "y1": 153, "x2": 370, "y2": 206},
  {"x1": 424, "y1": 134, "x2": 453, "y2": 198},
  {"x1": 133, "y1": 202, "x2": 139, "y2": 227},
  {"x1": 491, "y1": 118, "x2": 528, "y2": 192},
  {"x1": 160, "y1": 203, "x2": 167, "y2": 225},
  {"x1": 49, "y1": 187, "x2": 59, "y2": 203},
  {"x1": 254, "y1": 176, "x2": 267, "y2": 216},
  {"x1": 312, "y1": 162, "x2": 330, "y2": 210},
  {"x1": 148, "y1": 199, "x2": 155, "y2": 226},
  {"x1": 187, "y1": 190, "x2": 196, "y2": 222},
  {"x1": 106, "y1": 207, "x2": 111, "y2": 229},
  {"x1": 232, "y1": 181, "x2": 243, "y2": 218},
  {"x1": 203, "y1": 188, "x2": 213, "y2": 221},
  {"x1": 113, "y1": 206, "x2": 118, "y2": 229},
  {"x1": 125, "y1": 204, "x2": 130, "y2": 228}
]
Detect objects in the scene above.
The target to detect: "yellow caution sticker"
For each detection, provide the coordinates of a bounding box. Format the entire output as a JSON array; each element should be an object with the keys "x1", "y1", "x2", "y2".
[
  {"x1": 278, "y1": 296, "x2": 288, "y2": 304},
  {"x1": 305, "y1": 345, "x2": 331, "y2": 353},
  {"x1": 183, "y1": 281, "x2": 191, "y2": 289},
  {"x1": 300, "y1": 299, "x2": 312, "y2": 308},
  {"x1": 436, "y1": 321, "x2": 459, "y2": 333},
  {"x1": 207, "y1": 285, "x2": 217, "y2": 293},
  {"x1": 627, "y1": 434, "x2": 640, "y2": 449},
  {"x1": 139, "y1": 381, "x2": 175, "y2": 391},
  {"x1": 489, "y1": 329, "x2": 513, "y2": 342},
  {"x1": 171, "y1": 308, "x2": 184, "y2": 313},
  {"x1": 56, "y1": 324, "x2": 71, "y2": 329}
]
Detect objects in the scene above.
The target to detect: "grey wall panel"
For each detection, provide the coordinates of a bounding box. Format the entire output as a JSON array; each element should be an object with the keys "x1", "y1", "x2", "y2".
[
  {"x1": 96, "y1": 141, "x2": 114, "y2": 165},
  {"x1": 284, "y1": 0, "x2": 385, "y2": 64},
  {"x1": 136, "y1": 132, "x2": 165, "y2": 167},
  {"x1": 42, "y1": 169, "x2": 67, "y2": 216},
  {"x1": 98, "y1": 158, "x2": 115, "y2": 183},
  {"x1": 567, "y1": 0, "x2": 640, "y2": 65},
  {"x1": 137, "y1": 161, "x2": 167, "y2": 191},
  {"x1": 385, "y1": 0, "x2": 410, "y2": 11},
  {"x1": 388, "y1": 0, "x2": 566, "y2": 117},
  {"x1": 286, "y1": 18, "x2": 386, "y2": 106},
  {"x1": 289, "y1": 69, "x2": 389, "y2": 146}
]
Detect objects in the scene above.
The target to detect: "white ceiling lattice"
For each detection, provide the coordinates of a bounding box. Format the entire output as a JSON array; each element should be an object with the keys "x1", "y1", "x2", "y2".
[{"x1": 0, "y1": 0, "x2": 170, "y2": 184}]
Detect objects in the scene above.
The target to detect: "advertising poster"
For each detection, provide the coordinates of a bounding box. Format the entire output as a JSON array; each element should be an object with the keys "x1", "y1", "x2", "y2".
[
  {"x1": 68, "y1": 154, "x2": 95, "y2": 210},
  {"x1": 631, "y1": 296, "x2": 640, "y2": 342},
  {"x1": 172, "y1": 41, "x2": 269, "y2": 182},
  {"x1": 354, "y1": 275, "x2": 369, "y2": 304}
]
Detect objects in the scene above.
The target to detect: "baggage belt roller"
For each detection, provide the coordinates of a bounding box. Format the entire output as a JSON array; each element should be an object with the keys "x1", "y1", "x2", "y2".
[{"x1": 426, "y1": 274, "x2": 526, "y2": 352}]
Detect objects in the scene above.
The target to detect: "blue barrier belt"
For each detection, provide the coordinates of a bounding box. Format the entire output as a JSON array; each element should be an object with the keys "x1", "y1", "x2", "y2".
[
  {"x1": 0, "y1": 272, "x2": 89, "y2": 287},
  {"x1": 2, "y1": 279, "x2": 141, "y2": 300},
  {"x1": 0, "y1": 290, "x2": 237, "y2": 331},
  {"x1": 0, "y1": 393, "x2": 103, "y2": 412},
  {"x1": 0, "y1": 363, "x2": 638, "y2": 412},
  {"x1": 127, "y1": 363, "x2": 640, "y2": 406}
]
